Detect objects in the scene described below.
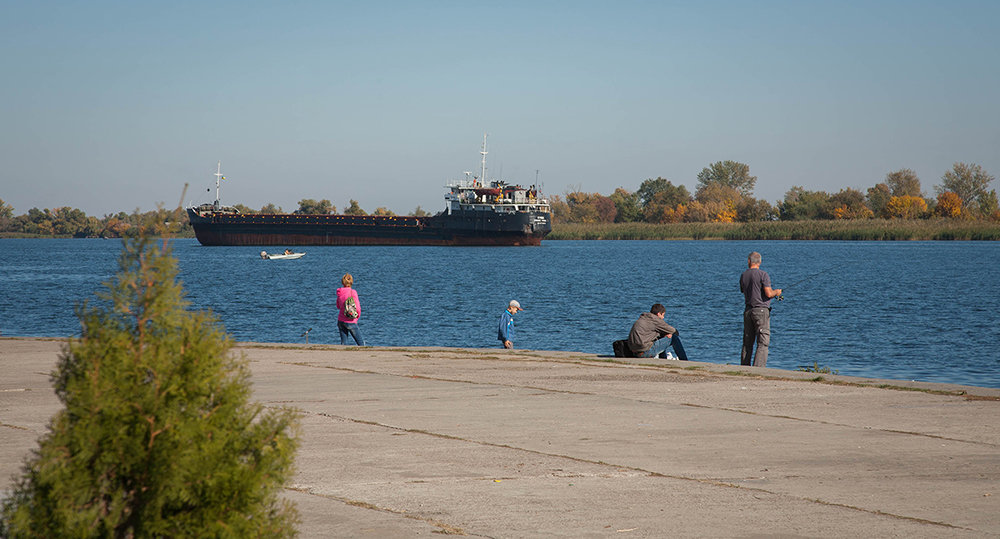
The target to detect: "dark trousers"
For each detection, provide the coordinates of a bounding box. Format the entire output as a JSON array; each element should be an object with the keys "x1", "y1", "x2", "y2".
[{"x1": 741, "y1": 307, "x2": 770, "y2": 367}]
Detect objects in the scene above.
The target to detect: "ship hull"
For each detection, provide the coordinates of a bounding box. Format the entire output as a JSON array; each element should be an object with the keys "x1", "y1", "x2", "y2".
[{"x1": 187, "y1": 209, "x2": 550, "y2": 246}]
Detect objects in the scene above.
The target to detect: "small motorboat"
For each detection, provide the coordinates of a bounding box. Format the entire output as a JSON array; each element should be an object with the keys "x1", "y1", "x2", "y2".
[{"x1": 260, "y1": 250, "x2": 305, "y2": 260}]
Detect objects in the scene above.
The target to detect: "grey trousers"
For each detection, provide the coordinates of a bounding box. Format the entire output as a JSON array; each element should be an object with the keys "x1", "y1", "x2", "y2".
[{"x1": 741, "y1": 307, "x2": 770, "y2": 367}]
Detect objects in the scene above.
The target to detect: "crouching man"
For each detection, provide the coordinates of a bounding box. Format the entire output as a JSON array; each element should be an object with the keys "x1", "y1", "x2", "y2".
[{"x1": 628, "y1": 303, "x2": 689, "y2": 360}]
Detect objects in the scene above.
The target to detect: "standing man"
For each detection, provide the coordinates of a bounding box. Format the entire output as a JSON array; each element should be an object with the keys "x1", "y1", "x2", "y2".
[
  {"x1": 498, "y1": 300, "x2": 523, "y2": 349},
  {"x1": 628, "y1": 303, "x2": 689, "y2": 360},
  {"x1": 740, "y1": 251, "x2": 782, "y2": 367}
]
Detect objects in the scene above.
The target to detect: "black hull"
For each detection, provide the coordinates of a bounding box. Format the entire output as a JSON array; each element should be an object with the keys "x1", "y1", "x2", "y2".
[{"x1": 187, "y1": 209, "x2": 550, "y2": 246}]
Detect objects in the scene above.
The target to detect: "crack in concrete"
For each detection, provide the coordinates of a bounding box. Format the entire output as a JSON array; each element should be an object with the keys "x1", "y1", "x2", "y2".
[
  {"x1": 300, "y1": 409, "x2": 973, "y2": 533},
  {"x1": 278, "y1": 361, "x2": 998, "y2": 448},
  {"x1": 284, "y1": 485, "x2": 490, "y2": 537},
  {"x1": 259, "y1": 343, "x2": 1000, "y2": 399},
  {"x1": 680, "y1": 402, "x2": 999, "y2": 448},
  {"x1": 280, "y1": 361, "x2": 601, "y2": 396}
]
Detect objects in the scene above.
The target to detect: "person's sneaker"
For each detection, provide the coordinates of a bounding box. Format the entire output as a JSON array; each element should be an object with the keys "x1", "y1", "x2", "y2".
[{"x1": 664, "y1": 352, "x2": 676, "y2": 360}]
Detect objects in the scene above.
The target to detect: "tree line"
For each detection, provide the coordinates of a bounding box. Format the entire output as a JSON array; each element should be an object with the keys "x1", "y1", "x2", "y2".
[
  {"x1": 0, "y1": 198, "x2": 432, "y2": 238},
  {"x1": 3, "y1": 162, "x2": 996, "y2": 238},
  {"x1": 0, "y1": 203, "x2": 196, "y2": 238},
  {"x1": 549, "y1": 161, "x2": 999, "y2": 224}
]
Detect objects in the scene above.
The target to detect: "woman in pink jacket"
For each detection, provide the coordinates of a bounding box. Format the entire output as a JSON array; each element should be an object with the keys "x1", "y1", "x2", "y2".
[{"x1": 336, "y1": 273, "x2": 365, "y2": 346}]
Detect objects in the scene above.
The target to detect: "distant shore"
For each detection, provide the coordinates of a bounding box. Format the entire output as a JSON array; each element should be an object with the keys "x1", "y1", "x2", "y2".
[
  {"x1": 550, "y1": 219, "x2": 1000, "y2": 240},
  {"x1": 4, "y1": 219, "x2": 1000, "y2": 241}
]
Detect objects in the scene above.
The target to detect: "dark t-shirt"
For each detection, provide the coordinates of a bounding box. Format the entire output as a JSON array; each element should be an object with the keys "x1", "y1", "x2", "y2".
[{"x1": 740, "y1": 267, "x2": 771, "y2": 310}]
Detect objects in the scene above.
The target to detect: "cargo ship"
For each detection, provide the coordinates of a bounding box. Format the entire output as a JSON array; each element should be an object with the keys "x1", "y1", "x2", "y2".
[{"x1": 186, "y1": 138, "x2": 551, "y2": 246}]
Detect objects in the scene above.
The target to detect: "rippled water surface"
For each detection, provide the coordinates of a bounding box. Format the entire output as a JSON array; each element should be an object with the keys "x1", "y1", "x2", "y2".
[{"x1": 2, "y1": 238, "x2": 998, "y2": 388}]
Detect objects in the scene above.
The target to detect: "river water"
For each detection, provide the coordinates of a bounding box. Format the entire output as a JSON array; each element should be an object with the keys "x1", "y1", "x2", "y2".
[{"x1": 1, "y1": 238, "x2": 998, "y2": 388}]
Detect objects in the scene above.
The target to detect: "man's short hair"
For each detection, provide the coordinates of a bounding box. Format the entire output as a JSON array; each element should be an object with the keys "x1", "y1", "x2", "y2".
[
  {"x1": 650, "y1": 303, "x2": 666, "y2": 315},
  {"x1": 748, "y1": 252, "x2": 762, "y2": 265}
]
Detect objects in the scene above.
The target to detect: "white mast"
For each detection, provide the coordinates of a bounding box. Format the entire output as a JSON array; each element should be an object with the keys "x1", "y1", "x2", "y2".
[
  {"x1": 480, "y1": 133, "x2": 488, "y2": 185},
  {"x1": 213, "y1": 161, "x2": 224, "y2": 206}
]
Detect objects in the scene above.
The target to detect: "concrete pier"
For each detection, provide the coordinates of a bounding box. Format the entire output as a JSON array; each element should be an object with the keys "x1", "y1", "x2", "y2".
[{"x1": 2, "y1": 338, "x2": 998, "y2": 537}]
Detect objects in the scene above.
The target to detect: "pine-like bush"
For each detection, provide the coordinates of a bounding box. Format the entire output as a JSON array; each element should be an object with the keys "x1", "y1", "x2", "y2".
[{"x1": 1, "y1": 237, "x2": 300, "y2": 537}]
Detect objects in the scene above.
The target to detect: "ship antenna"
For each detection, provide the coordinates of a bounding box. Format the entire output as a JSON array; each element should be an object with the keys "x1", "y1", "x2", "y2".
[
  {"x1": 214, "y1": 161, "x2": 224, "y2": 205},
  {"x1": 480, "y1": 133, "x2": 488, "y2": 184}
]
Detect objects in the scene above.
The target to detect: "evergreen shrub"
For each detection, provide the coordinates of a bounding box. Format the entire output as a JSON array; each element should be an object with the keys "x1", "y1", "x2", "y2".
[{"x1": 1, "y1": 237, "x2": 300, "y2": 537}]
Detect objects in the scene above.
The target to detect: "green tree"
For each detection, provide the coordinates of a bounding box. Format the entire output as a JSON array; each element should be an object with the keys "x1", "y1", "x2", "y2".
[
  {"x1": 866, "y1": 183, "x2": 892, "y2": 218},
  {"x1": 736, "y1": 197, "x2": 777, "y2": 222},
  {"x1": 827, "y1": 188, "x2": 873, "y2": 219},
  {"x1": 980, "y1": 189, "x2": 1000, "y2": 219},
  {"x1": 696, "y1": 160, "x2": 756, "y2": 197},
  {"x1": 373, "y1": 207, "x2": 395, "y2": 216},
  {"x1": 0, "y1": 198, "x2": 13, "y2": 231},
  {"x1": 21, "y1": 208, "x2": 54, "y2": 235},
  {"x1": 73, "y1": 216, "x2": 104, "y2": 238},
  {"x1": 609, "y1": 188, "x2": 642, "y2": 222},
  {"x1": 778, "y1": 186, "x2": 831, "y2": 220},
  {"x1": 636, "y1": 177, "x2": 690, "y2": 209},
  {"x1": 636, "y1": 177, "x2": 668, "y2": 207},
  {"x1": 885, "y1": 168, "x2": 922, "y2": 198},
  {"x1": 643, "y1": 191, "x2": 688, "y2": 223},
  {"x1": 410, "y1": 206, "x2": 429, "y2": 217},
  {"x1": 343, "y1": 199, "x2": 367, "y2": 215},
  {"x1": 50, "y1": 207, "x2": 90, "y2": 236},
  {"x1": 259, "y1": 203, "x2": 283, "y2": 214},
  {"x1": 937, "y1": 162, "x2": 996, "y2": 214},
  {"x1": 295, "y1": 198, "x2": 335, "y2": 214},
  {"x1": 0, "y1": 236, "x2": 300, "y2": 537}
]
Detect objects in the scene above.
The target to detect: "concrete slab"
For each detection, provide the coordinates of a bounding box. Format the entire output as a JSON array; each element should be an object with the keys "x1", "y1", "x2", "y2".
[{"x1": 2, "y1": 338, "x2": 998, "y2": 537}]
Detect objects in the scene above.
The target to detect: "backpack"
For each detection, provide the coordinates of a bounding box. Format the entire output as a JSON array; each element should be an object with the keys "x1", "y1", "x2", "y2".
[
  {"x1": 612, "y1": 339, "x2": 637, "y2": 358},
  {"x1": 344, "y1": 295, "x2": 358, "y2": 319}
]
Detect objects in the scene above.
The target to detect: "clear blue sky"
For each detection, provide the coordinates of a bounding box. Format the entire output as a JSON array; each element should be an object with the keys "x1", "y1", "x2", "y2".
[{"x1": 2, "y1": 1, "x2": 998, "y2": 216}]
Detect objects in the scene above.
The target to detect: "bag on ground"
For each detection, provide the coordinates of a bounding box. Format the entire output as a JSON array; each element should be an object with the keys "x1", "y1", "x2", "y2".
[{"x1": 612, "y1": 339, "x2": 637, "y2": 358}]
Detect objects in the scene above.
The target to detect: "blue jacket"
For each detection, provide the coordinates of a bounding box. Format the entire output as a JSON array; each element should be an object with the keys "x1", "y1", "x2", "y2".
[{"x1": 498, "y1": 309, "x2": 514, "y2": 342}]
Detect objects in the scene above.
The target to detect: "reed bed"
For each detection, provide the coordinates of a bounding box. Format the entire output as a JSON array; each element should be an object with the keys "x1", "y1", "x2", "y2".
[{"x1": 548, "y1": 220, "x2": 1000, "y2": 241}]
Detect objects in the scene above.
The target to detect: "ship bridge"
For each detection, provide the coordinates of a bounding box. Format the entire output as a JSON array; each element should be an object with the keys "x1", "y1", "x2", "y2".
[{"x1": 445, "y1": 179, "x2": 550, "y2": 215}]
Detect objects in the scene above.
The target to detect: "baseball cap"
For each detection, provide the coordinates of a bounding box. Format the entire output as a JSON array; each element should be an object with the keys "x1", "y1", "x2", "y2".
[{"x1": 509, "y1": 300, "x2": 523, "y2": 310}]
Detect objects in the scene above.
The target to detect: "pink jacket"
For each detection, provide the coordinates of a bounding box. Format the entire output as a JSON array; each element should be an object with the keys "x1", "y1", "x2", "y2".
[{"x1": 336, "y1": 287, "x2": 360, "y2": 323}]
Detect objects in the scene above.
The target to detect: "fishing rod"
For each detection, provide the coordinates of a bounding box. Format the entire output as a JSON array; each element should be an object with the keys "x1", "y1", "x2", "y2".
[{"x1": 776, "y1": 266, "x2": 835, "y2": 301}]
